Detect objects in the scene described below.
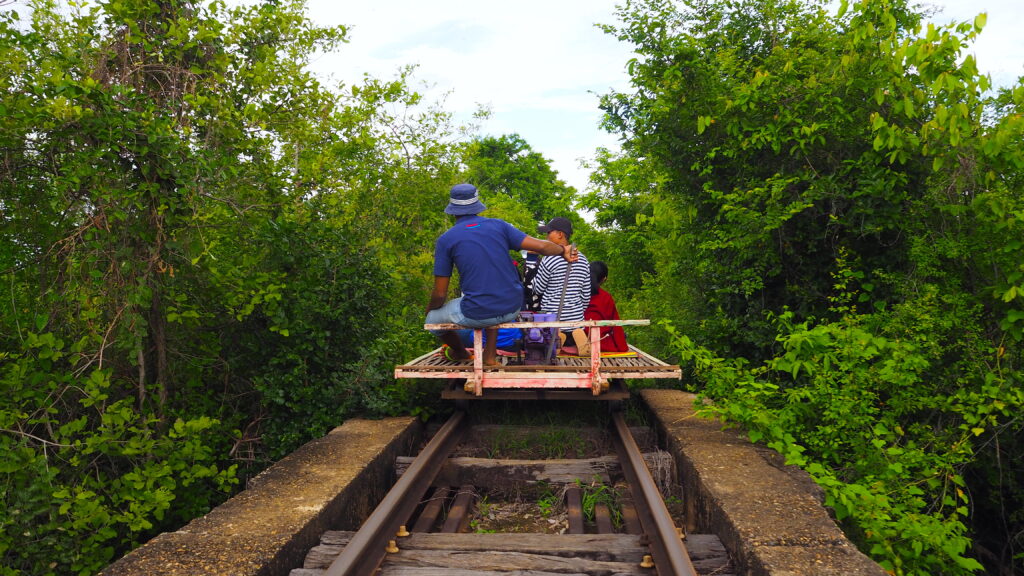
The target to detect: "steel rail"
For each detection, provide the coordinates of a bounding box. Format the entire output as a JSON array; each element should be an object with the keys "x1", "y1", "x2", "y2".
[
  {"x1": 324, "y1": 410, "x2": 467, "y2": 576},
  {"x1": 611, "y1": 411, "x2": 697, "y2": 576}
]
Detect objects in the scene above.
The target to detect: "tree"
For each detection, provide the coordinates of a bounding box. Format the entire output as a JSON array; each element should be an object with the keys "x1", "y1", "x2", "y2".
[
  {"x1": 0, "y1": 0, "x2": 437, "y2": 572},
  {"x1": 463, "y1": 133, "x2": 578, "y2": 222},
  {"x1": 597, "y1": 0, "x2": 1024, "y2": 572}
]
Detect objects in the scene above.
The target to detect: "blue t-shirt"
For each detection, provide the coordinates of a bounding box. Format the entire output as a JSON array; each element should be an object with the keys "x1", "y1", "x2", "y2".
[{"x1": 434, "y1": 215, "x2": 527, "y2": 320}]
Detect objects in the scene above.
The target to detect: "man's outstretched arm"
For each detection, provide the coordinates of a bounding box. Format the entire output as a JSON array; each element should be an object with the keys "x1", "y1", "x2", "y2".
[{"x1": 521, "y1": 236, "x2": 578, "y2": 262}]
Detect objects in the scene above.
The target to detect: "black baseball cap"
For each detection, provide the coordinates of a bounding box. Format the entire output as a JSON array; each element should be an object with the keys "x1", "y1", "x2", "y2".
[{"x1": 538, "y1": 217, "x2": 573, "y2": 238}]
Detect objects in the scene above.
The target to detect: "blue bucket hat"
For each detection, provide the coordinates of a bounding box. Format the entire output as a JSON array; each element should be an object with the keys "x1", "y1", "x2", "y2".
[{"x1": 445, "y1": 183, "x2": 486, "y2": 215}]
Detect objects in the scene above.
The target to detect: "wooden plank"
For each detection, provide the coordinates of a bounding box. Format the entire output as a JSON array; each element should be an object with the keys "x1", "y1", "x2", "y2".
[
  {"x1": 397, "y1": 456, "x2": 611, "y2": 485},
  {"x1": 686, "y1": 533, "x2": 728, "y2": 556},
  {"x1": 303, "y1": 545, "x2": 344, "y2": 569},
  {"x1": 395, "y1": 342, "x2": 681, "y2": 385},
  {"x1": 382, "y1": 569, "x2": 643, "y2": 576},
  {"x1": 300, "y1": 533, "x2": 648, "y2": 568},
  {"x1": 403, "y1": 347, "x2": 444, "y2": 367},
  {"x1": 397, "y1": 365, "x2": 601, "y2": 374},
  {"x1": 566, "y1": 486, "x2": 585, "y2": 534},
  {"x1": 688, "y1": 537, "x2": 733, "y2": 574},
  {"x1": 601, "y1": 365, "x2": 680, "y2": 373},
  {"x1": 595, "y1": 502, "x2": 615, "y2": 534},
  {"x1": 620, "y1": 498, "x2": 642, "y2": 535},
  {"x1": 397, "y1": 362, "x2": 677, "y2": 374},
  {"x1": 389, "y1": 533, "x2": 648, "y2": 559},
  {"x1": 467, "y1": 425, "x2": 657, "y2": 452},
  {"x1": 424, "y1": 319, "x2": 651, "y2": 330},
  {"x1": 412, "y1": 487, "x2": 450, "y2": 533},
  {"x1": 299, "y1": 559, "x2": 730, "y2": 576},
  {"x1": 395, "y1": 453, "x2": 675, "y2": 489},
  {"x1": 319, "y1": 531, "x2": 353, "y2": 546},
  {"x1": 298, "y1": 532, "x2": 732, "y2": 576},
  {"x1": 597, "y1": 372, "x2": 680, "y2": 380},
  {"x1": 397, "y1": 359, "x2": 676, "y2": 373},
  {"x1": 397, "y1": 368, "x2": 678, "y2": 380},
  {"x1": 385, "y1": 549, "x2": 644, "y2": 573},
  {"x1": 441, "y1": 485, "x2": 475, "y2": 533},
  {"x1": 629, "y1": 344, "x2": 671, "y2": 366},
  {"x1": 440, "y1": 381, "x2": 631, "y2": 401}
]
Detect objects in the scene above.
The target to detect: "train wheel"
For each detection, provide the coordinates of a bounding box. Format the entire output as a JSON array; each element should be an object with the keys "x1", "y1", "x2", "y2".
[{"x1": 447, "y1": 378, "x2": 469, "y2": 412}]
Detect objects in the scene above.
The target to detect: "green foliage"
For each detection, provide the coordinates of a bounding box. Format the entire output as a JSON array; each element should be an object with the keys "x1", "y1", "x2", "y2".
[
  {"x1": 221, "y1": 213, "x2": 400, "y2": 459},
  {"x1": 667, "y1": 306, "x2": 1011, "y2": 574},
  {"x1": 574, "y1": 478, "x2": 622, "y2": 528},
  {"x1": 484, "y1": 428, "x2": 530, "y2": 459},
  {"x1": 463, "y1": 134, "x2": 578, "y2": 222},
  {"x1": 0, "y1": 0, "x2": 505, "y2": 573},
  {"x1": 575, "y1": 149, "x2": 664, "y2": 352},
  {"x1": 595, "y1": 0, "x2": 1024, "y2": 573},
  {"x1": 577, "y1": 149, "x2": 660, "y2": 302},
  {"x1": 535, "y1": 428, "x2": 588, "y2": 459},
  {"x1": 470, "y1": 495, "x2": 496, "y2": 533},
  {"x1": 536, "y1": 483, "x2": 559, "y2": 517},
  {"x1": 482, "y1": 427, "x2": 588, "y2": 460},
  {"x1": 0, "y1": 336, "x2": 236, "y2": 576}
]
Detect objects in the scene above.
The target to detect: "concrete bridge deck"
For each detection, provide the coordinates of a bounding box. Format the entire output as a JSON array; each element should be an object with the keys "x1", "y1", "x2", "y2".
[{"x1": 100, "y1": 390, "x2": 885, "y2": 576}]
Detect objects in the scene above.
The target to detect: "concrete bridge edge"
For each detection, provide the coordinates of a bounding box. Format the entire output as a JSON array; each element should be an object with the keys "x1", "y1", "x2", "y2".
[
  {"x1": 99, "y1": 416, "x2": 423, "y2": 576},
  {"x1": 101, "y1": 391, "x2": 890, "y2": 576},
  {"x1": 640, "y1": 388, "x2": 888, "y2": 576}
]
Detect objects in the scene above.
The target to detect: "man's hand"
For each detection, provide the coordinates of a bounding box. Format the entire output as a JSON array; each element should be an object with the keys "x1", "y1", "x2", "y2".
[{"x1": 563, "y1": 243, "x2": 579, "y2": 263}]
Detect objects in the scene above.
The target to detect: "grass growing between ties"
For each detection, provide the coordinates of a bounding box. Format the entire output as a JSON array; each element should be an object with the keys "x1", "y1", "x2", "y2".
[
  {"x1": 465, "y1": 400, "x2": 611, "y2": 428},
  {"x1": 479, "y1": 426, "x2": 593, "y2": 459},
  {"x1": 576, "y1": 478, "x2": 624, "y2": 529},
  {"x1": 469, "y1": 480, "x2": 627, "y2": 534}
]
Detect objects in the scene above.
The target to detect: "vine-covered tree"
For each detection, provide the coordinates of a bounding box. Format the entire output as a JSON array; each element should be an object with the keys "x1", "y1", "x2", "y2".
[
  {"x1": 0, "y1": 0, "x2": 480, "y2": 573},
  {"x1": 463, "y1": 133, "x2": 578, "y2": 222},
  {"x1": 594, "y1": 0, "x2": 1023, "y2": 573}
]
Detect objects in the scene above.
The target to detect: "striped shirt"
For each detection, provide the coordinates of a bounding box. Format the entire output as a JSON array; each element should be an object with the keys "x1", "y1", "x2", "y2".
[{"x1": 532, "y1": 250, "x2": 591, "y2": 326}]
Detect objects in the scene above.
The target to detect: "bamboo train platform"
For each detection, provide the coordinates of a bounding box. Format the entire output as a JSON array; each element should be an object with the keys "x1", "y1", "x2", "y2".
[{"x1": 395, "y1": 319, "x2": 681, "y2": 398}]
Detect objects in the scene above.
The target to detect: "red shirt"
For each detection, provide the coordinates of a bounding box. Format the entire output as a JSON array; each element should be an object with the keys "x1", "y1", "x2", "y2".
[{"x1": 584, "y1": 288, "x2": 629, "y2": 353}]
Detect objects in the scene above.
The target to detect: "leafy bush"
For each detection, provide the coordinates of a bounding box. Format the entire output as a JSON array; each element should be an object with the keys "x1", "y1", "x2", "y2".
[
  {"x1": 668, "y1": 284, "x2": 1023, "y2": 575},
  {"x1": 592, "y1": 0, "x2": 1024, "y2": 572},
  {"x1": 0, "y1": 335, "x2": 236, "y2": 576},
  {"x1": 0, "y1": 1, "x2": 475, "y2": 573}
]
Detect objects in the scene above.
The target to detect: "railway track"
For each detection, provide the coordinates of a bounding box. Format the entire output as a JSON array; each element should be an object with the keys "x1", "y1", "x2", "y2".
[{"x1": 289, "y1": 410, "x2": 733, "y2": 576}]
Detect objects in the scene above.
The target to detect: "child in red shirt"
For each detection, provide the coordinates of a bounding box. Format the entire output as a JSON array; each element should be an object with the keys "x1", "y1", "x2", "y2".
[{"x1": 584, "y1": 261, "x2": 629, "y2": 353}]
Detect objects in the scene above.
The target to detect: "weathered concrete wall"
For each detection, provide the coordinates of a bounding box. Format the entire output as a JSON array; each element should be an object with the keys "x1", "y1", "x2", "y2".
[
  {"x1": 100, "y1": 417, "x2": 422, "y2": 576},
  {"x1": 641, "y1": 389, "x2": 887, "y2": 576}
]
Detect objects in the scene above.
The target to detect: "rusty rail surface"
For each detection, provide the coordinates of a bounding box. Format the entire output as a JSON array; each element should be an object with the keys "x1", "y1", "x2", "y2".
[
  {"x1": 324, "y1": 410, "x2": 467, "y2": 576},
  {"x1": 611, "y1": 411, "x2": 699, "y2": 576}
]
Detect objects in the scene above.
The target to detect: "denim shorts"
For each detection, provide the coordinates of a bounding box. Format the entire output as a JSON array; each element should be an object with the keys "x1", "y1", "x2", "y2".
[{"x1": 425, "y1": 297, "x2": 519, "y2": 336}]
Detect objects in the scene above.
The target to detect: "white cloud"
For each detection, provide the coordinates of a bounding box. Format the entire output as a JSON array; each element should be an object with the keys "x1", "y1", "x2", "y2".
[
  {"x1": 9, "y1": 0, "x2": 1016, "y2": 195},
  {"x1": 303, "y1": 0, "x2": 632, "y2": 192},
  {"x1": 300, "y1": 0, "x2": 1022, "y2": 193}
]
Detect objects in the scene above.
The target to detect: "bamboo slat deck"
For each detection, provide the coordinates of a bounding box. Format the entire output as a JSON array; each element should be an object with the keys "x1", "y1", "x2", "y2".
[
  {"x1": 395, "y1": 319, "x2": 681, "y2": 397},
  {"x1": 395, "y1": 344, "x2": 679, "y2": 378}
]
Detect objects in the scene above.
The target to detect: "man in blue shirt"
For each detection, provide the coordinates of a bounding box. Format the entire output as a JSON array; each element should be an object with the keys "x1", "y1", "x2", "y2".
[{"x1": 427, "y1": 184, "x2": 577, "y2": 366}]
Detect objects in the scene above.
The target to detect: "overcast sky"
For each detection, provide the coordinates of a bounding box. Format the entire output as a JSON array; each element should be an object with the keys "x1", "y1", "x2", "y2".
[
  {"x1": 302, "y1": 1, "x2": 631, "y2": 193},
  {"x1": 8, "y1": 1, "x2": 1018, "y2": 192},
  {"x1": 302, "y1": 0, "x2": 1023, "y2": 194}
]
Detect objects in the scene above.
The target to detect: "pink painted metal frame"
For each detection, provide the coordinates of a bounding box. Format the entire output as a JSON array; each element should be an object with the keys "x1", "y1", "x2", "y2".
[{"x1": 405, "y1": 319, "x2": 654, "y2": 397}]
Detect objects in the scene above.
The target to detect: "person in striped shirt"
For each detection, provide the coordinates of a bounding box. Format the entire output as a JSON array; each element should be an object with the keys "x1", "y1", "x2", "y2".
[{"x1": 532, "y1": 217, "x2": 591, "y2": 350}]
